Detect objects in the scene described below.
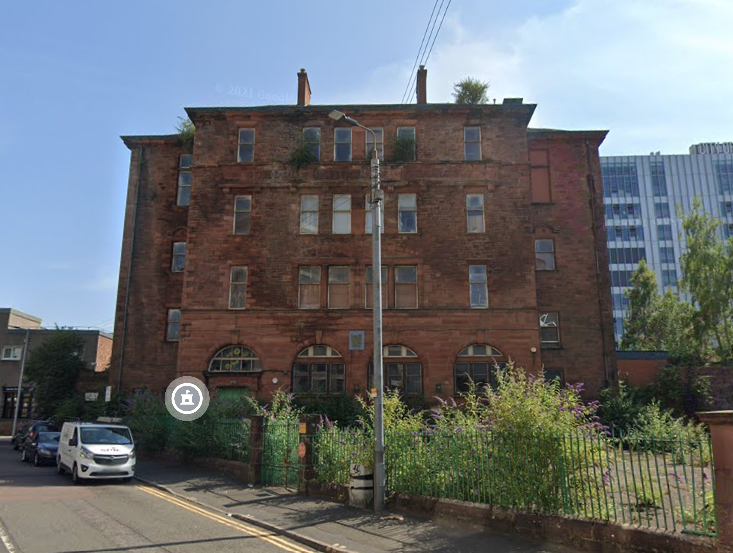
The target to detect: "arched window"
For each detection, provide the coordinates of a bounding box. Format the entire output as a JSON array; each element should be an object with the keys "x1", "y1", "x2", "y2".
[
  {"x1": 368, "y1": 345, "x2": 422, "y2": 395},
  {"x1": 293, "y1": 345, "x2": 344, "y2": 394},
  {"x1": 454, "y1": 344, "x2": 505, "y2": 394},
  {"x1": 209, "y1": 345, "x2": 261, "y2": 373}
]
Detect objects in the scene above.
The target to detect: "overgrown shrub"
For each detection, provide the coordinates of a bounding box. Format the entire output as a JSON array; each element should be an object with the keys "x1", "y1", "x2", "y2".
[
  {"x1": 597, "y1": 379, "x2": 646, "y2": 432},
  {"x1": 391, "y1": 136, "x2": 416, "y2": 162},
  {"x1": 292, "y1": 393, "x2": 364, "y2": 426},
  {"x1": 124, "y1": 391, "x2": 172, "y2": 455},
  {"x1": 648, "y1": 365, "x2": 711, "y2": 418}
]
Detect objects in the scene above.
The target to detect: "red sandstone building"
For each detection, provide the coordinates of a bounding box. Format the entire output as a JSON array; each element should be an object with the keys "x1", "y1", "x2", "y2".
[{"x1": 110, "y1": 68, "x2": 616, "y2": 401}]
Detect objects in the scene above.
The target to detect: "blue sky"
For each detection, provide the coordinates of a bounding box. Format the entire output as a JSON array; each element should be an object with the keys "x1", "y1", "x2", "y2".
[{"x1": 1, "y1": 0, "x2": 731, "y2": 331}]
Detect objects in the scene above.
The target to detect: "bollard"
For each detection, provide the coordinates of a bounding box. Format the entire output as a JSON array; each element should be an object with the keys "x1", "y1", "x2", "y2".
[{"x1": 349, "y1": 463, "x2": 374, "y2": 509}]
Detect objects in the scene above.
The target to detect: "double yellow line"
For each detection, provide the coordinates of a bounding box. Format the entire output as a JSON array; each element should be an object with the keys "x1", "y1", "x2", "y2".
[{"x1": 136, "y1": 485, "x2": 314, "y2": 553}]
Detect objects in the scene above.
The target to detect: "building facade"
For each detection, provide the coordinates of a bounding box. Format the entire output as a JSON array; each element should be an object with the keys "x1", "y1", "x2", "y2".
[
  {"x1": 0, "y1": 308, "x2": 113, "y2": 424},
  {"x1": 110, "y1": 69, "x2": 615, "y2": 401},
  {"x1": 601, "y1": 144, "x2": 733, "y2": 343}
]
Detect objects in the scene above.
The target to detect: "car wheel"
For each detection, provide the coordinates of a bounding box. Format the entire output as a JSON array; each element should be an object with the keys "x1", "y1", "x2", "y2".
[
  {"x1": 20, "y1": 448, "x2": 27, "y2": 462},
  {"x1": 33, "y1": 453, "x2": 40, "y2": 467},
  {"x1": 72, "y1": 463, "x2": 83, "y2": 485},
  {"x1": 56, "y1": 457, "x2": 65, "y2": 475}
]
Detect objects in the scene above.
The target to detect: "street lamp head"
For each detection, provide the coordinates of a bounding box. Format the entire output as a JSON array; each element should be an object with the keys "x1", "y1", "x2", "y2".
[{"x1": 328, "y1": 110, "x2": 359, "y2": 127}]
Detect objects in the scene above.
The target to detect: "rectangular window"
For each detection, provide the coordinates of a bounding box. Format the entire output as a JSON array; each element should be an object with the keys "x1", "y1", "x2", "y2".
[
  {"x1": 328, "y1": 267, "x2": 350, "y2": 309},
  {"x1": 651, "y1": 161, "x2": 667, "y2": 196},
  {"x1": 334, "y1": 128, "x2": 352, "y2": 162},
  {"x1": 396, "y1": 127, "x2": 416, "y2": 161},
  {"x1": 662, "y1": 269, "x2": 677, "y2": 288},
  {"x1": 535, "y1": 239, "x2": 556, "y2": 270},
  {"x1": 602, "y1": 161, "x2": 640, "y2": 197},
  {"x1": 469, "y1": 265, "x2": 488, "y2": 308},
  {"x1": 398, "y1": 194, "x2": 417, "y2": 233},
  {"x1": 300, "y1": 195, "x2": 319, "y2": 234},
  {"x1": 299, "y1": 266, "x2": 321, "y2": 309},
  {"x1": 365, "y1": 128, "x2": 384, "y2": 160},
  {"x1": 725, "y1": 224, "x2": 733, "y2": 240},
  {"x1": 395, "y1": 266, "x2": 418, "y2": 309},
  {"x1": 464, "y1": 126, "x2": 481, "y2": 161},
  {"x1": 332, "y1": 194, "x2": 351, "y2": 234},
  {"x1": 366, "y1": 266, "x2": 388, "y2": 309},
  {"x1": 607, "y1": 247, "x2": 646, "y2": 264},
  {"x1": 1, "y1": 346, "x2": 22, "y2": 361},
  {"x1": 611, "y1": 270, "x2": 634, "y2": 288},
  {"x1": 540, "y1": 312, "x2": 560, "y2": 347},
  {"x1": 171, "y1": 242, "x2": 186, "y2": 272},
  {"x1": 612, "y1": 293, "x2": 630, "y2": 311},
  {"x1": 177, "y1": 154, "x2": 192, "y2": 207},
  {"x1": 714, "y1": 161, "x2": 733, "y2": 194},
  {"x1": 303, "y1": 127, "x2": 321, "y2": 161},
  {"x1": 657, "y1": 224, "x2": 673, "y2": 241},
  {"x1": 660, "y1": 246, "x2": 675, "y2": 264},
  {"x1": 655, "y1": 202, "x2": 670, "y2": 218},
  {"x1": 529, "y1": 149, "x2": 551, "y2": 203},
  {"x1": 166, "y1": 309, "x2": 181, "y2": 341},
  {"x1": 229, "y1": 266, "x2": 248, "y2": 309},
  {"x1": 721, "y1": 202, "x2": 733, "y2": 217},
  {"x1": 233, "y1": 195, "x2": 252, "y2": 235},
  {"x1": 626, "y1": 204, "x2": 636, "y2": 217},
  {"x1": 466, "y1": 194, "x2": 485, "y2": 233},
  {"x1": 237, "y1": 129, "x2": 255, "y2": 163},
  {"x1": 365, "y1": 194, "x2": 384, "y2": 234}
]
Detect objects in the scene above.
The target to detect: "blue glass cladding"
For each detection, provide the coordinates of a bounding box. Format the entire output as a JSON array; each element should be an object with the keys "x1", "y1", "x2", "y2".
[
  {"x1": 602, "y1": 161, "x2": 640, "y2": 197},
  {"x1": 651, "y1": 161, "x2": 667, "y2": 196},
  {"x1": 714, "y1": 161, "x2": 733, "y2": 194},
  {"x1": 608, "y1": 247, "x2": 646, "y2": 264},
  {"x1": 608, "y1": 225, "x2": 644, "y2": 241}
]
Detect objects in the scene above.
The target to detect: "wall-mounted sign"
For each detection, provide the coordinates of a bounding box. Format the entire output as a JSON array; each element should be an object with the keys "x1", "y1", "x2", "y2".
[
  {"x1": 349, "y1": 331, "x2": 365, "y2": 351},
  {"x1": 690, "y1": 142, "x2": 733, "y2": 154},
  {"x1": 85, "y1": 393, "x2": 99, "y2": 402}
]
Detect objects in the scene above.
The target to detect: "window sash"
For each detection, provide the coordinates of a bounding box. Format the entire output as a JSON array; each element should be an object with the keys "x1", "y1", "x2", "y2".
[
  {"x1": 395, "y1": 266, "x2": 417, "y2": 309},
  {"x1": 237, "y1": 129, "x2": 255, "y2": 163},
  {"x1": 299, "y1": 266, "x2": 321, "y2": 309},
  {"x1": 300, "y1": 195, "x2": 319, "y2": 234},
  {"x1": 464, "y1": 126, "x2": 481, "y2": 161},
  {"x1": 396, "y1": 127, "x2": 416, "y2": 161},
  {"x1": 328, "y1": 267, "x2": 350, "y2": 309},
  {"x1": 166, "y1": 309, "x2": 181, "y2": 341},
  {"x1": 398, "y1": 194, "x2": 417, "y2": 233},
  {"x1": 229, "y1": 266, "x2": 248, "y2": 309},
  {"x1": 171, "y1": 242, "x2": 186, "y2": 272},
  {"x1": 303, "y1": 128, "x2": 321, "y2": 160},
  {"x1": 535, "y1": 239, "x2": 556, "y2": 270},
  {"x1": 469, "y1": 265, "x2": 488, "y2": 308},
  {"x1": 466, "y1": 194, "x2": 484, "y2": 232},
  {"x1": 332, "y1": 194, "x2": 351, "y2": 234},
  {"x1": 293, "y1": 362, "x2": 344, "y2": 394},
  {"x1": 177, "y1": 160, "x2": 192, "y2": 206},
  {"x1": 334, "y1": 128, "x2": 352, "y2": 162},
  {"x1": 234, "y1": 195, "x2": 252, "y2": 235},
  {"x1": 540, "y1": 313, "x2": 560, "y2": 345}
]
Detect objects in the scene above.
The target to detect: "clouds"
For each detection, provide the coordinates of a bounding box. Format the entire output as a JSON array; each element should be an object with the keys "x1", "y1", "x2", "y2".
[{"x1": 356, "y1": 0, "x2": 733, "y2": 155}]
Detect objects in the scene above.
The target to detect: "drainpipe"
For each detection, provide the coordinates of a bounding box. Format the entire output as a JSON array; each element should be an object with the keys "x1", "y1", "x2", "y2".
[
  {"x1": 117, "y1": 146, "x2": 144, "y2": 394},
  {"x1": 585, "y1": 140, "x2": 614, "y2": 387}
]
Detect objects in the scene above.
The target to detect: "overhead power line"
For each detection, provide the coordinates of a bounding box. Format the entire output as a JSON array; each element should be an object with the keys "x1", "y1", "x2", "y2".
[{"x1": 400, "y1": 0, "x2": 441, "y2": 104}]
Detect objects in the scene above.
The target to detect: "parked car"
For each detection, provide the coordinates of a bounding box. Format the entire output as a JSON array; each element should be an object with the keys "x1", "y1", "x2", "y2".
[
  {"x1": 12, "y1": 420, "x2": 59, "y2": 450},
  {"x1": 57, "y1": 422, "x2": 135, "y2": 484},
  {"x1": 20, "y1": 431, "x2": 61, "y2": 466}
]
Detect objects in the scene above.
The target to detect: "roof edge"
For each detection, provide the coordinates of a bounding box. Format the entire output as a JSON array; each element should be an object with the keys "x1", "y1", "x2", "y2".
[{"x1": 120, "y1": 134, "x2": 181, "y2": 150}]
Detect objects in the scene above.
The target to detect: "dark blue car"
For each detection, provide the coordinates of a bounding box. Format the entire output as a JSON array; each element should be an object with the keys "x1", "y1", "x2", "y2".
[{"x1": 20, "y1": 431, "x2": 61, "y2": 466}]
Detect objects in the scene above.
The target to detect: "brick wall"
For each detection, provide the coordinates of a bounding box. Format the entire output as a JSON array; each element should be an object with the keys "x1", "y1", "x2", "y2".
[{"x1": 112, "y1": 99, "x2": 615, "y2": 400}]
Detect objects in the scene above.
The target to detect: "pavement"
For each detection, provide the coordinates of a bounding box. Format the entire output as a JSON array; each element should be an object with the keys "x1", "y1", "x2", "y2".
[{"x1": 134, "y1": 458, "x2": 580, "y2": 553}]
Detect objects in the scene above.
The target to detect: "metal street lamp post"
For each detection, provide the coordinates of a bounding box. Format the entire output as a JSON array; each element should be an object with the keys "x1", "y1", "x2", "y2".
[
  {"x1": 10, "y1": 327, "x2": 31, "y2": 438},
  {"x1": 328, "y1": 110, "x2": 385, "y2": 511}
]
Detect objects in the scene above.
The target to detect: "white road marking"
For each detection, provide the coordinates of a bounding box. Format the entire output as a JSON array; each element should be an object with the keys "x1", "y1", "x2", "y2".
[{"x1": 0, "y1": 517, "x2": 18, "y2": 553}]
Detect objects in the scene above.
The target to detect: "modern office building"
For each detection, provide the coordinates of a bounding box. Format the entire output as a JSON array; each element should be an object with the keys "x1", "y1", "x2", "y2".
[
  {"x1": 601, "y1": 143, "x2": 733, "y2": 343},
  {"x1": 110, "y1": 68, "x2": 616, "y2": 401}
]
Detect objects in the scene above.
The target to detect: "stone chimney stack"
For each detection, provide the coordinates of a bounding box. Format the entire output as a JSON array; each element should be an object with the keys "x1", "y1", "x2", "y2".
[
  {"x1": 297, "y1": 68, "x2": 311, "y2": 106},
  {"x1": 416, "y1": 65, "x2": 427, "y2": 104}
]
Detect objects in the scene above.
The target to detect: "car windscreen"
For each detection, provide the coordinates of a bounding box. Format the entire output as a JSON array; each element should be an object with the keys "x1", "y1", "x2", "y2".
[
  {"x1": 35, "y1": 424, "x2": 59, "y2": 433},
  {"x1": 38, "y1": 433, "x2": 60, "y2": 444},
  {"x1": 80, "y1": 427, "x2": 133, "y2": 445}
]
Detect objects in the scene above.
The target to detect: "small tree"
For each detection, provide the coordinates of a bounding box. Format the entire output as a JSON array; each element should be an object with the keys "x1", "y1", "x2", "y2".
[
  {"x1": 621, "y1": 260, "x2": 658, "y2": 350},
  {"x1": 24, "y1": 331, "x2": 86, "y2": 418},
  {"x1": 452, "y1": 77, "x2": 490, "y2": 104},
  {"x1": 680, "y1": 197, "x2": 733, "y2": 361},
  {"x1": 176, "y1": 116, "x2": 195, "y2": 153}
]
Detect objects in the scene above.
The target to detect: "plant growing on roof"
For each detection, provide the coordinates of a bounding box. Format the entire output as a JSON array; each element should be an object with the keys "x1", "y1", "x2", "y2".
[
  {"x1": 452, "y1": 77, "x2": 490, "y2": 104},
  {"x1": 176, "y1": 116, "x2": 195, "y2": 153}
]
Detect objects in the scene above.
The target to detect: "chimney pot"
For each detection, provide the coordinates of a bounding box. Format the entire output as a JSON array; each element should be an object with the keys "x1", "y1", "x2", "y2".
[
  {"x1": 416, "y1": 65, "x2": 427, "y2": 104},
  {"x1": 297, "y1": 69, "x2": 311, "y2": 106}
]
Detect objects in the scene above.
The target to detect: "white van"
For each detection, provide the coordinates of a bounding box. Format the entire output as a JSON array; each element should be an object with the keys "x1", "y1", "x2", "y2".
[{"x1": 57, "y1": 422, "x2": 135, "y2": 484}]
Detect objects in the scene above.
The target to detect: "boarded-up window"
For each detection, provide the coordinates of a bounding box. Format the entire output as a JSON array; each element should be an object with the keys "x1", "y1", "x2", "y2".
[
  {"x1": 530, "y1": 149, "x2": 551, "y2": 203},
  {"x1": 328, "y1": 266, "x2": 350, "y2": 309}
]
